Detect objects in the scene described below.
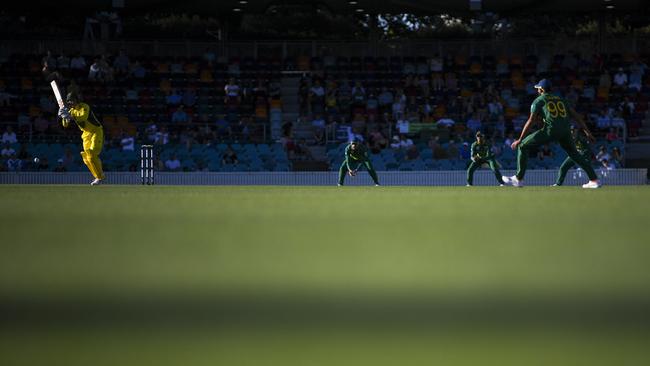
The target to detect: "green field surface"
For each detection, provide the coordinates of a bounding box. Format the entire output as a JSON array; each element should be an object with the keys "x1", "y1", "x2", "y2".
[{"x1": 1, "y1": 185, "x2": 650, "y2": 365}]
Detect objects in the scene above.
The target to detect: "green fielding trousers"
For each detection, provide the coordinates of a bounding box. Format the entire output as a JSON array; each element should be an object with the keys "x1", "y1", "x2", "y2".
[
  {"x1": 516, "y1": 129, "x2": 597, "y2": 181},
  {"x1": 338, "y1": 159, "x2": 379, "y2": 185},
  {"x1": 467, "y1": 158, "x2": 504, "y2": 185},
  {"x1": 555, "y1": 151, "x2": 593, "y2": 186}
]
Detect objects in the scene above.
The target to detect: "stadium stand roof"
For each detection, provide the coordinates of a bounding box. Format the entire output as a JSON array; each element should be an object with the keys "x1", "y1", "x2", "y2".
[{"x1": 7, "y1": 0, "x2": 649, "y2": 15}]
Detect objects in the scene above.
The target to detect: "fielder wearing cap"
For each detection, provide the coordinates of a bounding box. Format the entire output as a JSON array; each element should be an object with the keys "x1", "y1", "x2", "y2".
[
  {"x1": 338, "y1": 139, "x2": 380, "y2": 186},
  {"x1": 502, "y1": 79, "x2": 601, "y2": 188},
  {"x1": 466, "y1": 131, "x2": 505, "y2": 186}
]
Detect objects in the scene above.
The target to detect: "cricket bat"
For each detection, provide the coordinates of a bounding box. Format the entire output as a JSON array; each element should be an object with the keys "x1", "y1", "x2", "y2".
[{"x1": 50, "y1": 80, "x2": 64, "y2": 108}]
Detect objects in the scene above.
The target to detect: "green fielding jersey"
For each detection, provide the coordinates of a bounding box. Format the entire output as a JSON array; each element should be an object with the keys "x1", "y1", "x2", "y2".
[
  {"x1": 531, "y1": 93, "x2": 571, "y2": 133},
  {"x1": 471, "y1": 141, "x2": 492, "y2": 159},
  {"x1": 345, "y1": 143, "x2": 369, "y2": 162},
  {"x1": 573, "y1": 132, "x2": 591, "y2": 154}
]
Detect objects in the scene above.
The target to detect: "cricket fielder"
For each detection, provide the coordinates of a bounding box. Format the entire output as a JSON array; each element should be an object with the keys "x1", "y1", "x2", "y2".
[
  {"x1": 338, "y1": 139, "x2": 380, "y2": 186},
  {"x1": 58, "y1": 92, "x2": 105, "y2": 185},
  {"x1": 466, "y1": 131, "x2": 505, "y2": 186},
  {"x1": 553, "y1": 126, "x2": 594, "y2": 186},
  {"x1": 503, "y1": 79, "x2": 600, "y2": 188}
]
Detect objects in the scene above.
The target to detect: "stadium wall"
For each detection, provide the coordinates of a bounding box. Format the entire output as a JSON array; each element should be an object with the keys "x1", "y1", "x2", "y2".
[
  {"x1": 3, "y1": 36, "x2": 644, "y2": 58},
  {"x1": 1, "y1": 169, "x2": 646, "y2": 186}
]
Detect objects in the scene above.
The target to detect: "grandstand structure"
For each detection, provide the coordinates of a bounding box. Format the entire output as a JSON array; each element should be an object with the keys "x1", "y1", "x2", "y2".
[{"x1": 1, "y1": 0, "x2": 649, "y2": 175}]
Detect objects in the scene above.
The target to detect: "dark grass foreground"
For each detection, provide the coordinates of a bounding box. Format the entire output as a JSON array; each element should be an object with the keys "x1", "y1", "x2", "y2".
[{"x1": 1, "y1": 185, "x2": 649, "y2": 365}]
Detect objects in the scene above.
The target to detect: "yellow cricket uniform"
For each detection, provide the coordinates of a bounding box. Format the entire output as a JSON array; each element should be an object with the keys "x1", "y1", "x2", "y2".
[{"x1": 62, "y1": 103, "x2": 105, "y2": 180}]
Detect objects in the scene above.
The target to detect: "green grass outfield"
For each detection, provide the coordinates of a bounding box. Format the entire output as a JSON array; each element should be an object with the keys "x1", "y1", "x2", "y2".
[{"x1": 1, "y1": 185, "x2": 650, "y2": 365}]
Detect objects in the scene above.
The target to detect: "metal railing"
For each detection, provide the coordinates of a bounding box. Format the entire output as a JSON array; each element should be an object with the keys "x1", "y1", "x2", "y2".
[{"x1": 1, "y1": 169, "x2": 646, "y2": 186}]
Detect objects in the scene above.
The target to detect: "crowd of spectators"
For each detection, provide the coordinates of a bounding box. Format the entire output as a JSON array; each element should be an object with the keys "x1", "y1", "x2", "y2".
[{"x1": 1, "y1": 48, "x2": 648, "y2": 172}]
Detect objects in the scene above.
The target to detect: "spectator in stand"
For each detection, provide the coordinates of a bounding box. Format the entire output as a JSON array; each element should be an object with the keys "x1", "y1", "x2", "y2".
[
  {"x1": 312, "y1": 114, "x2": 326, "y2": 133},
  {"x1": 60, "y1": 148, "x2": 75, "y2": 171},
  {"x1": 7, "y1": 153, "x2": 22, "y2": 171},
  {"x1": 2, "y1": 126, "x2": 17, "y2": 144},
  {"x1": 34, "y1": 113, "x2": 50, "y2": 135},
  {"x1": 466, "y1": 113, "x2": 482, "y2": 133},
  {"x1": 511, "y1": 113, "x2": 527, "y2": 133},
  {"x1": 165, "y1": 154, "x2": 182, "y2": 171},
  {"x1": 183, "y1": 88, "x2": 197, "y2": 107},
  {"x1": 222, "y1": 147, "x2": 238, "y2": 165},
  {"x1": 70, "y1": 54, "x2": 87, "y2": 71},
  {"x1": 166, "y1": 89, "x2": 182, "y2": 106},
  {"x1": 132, "y1": 61, "x2": 146, "y2": 79},
  {"x1": 399, "y1": 134, "x2": 414, "y2": 149},
  {"x1": 224, "y1": 78, "x2": 241, "y2": 106},
  {"x1": 171, "y1": 105, "x2": 189, "y2": 123},
  {"x1": 611, "y1": 147, "x2": 624, "y2": 167},
  {"x1": 459, "y1": 142, "x2": 471, "y2": 160},
  {"x1": 392, "y1": 90, "x2": 406, "y2": 119},
  {"x1": 125, "y1": 86, "x2": 139, "y2": 101},
  {"x1": 429, "y1": 54, "x2": 443, "y2": 73},
  {"x1": 366, "y1": 93, "x2": 379, "y2": 116},
  {"x1": 377, "y1": 87, "x2": 394, "y2": 114},
  {"x1": 537, "y1": 144, "x2": 553, "y2": 160},
  {"x1": 351, "y1": 81, "x2": 366, "y2": 109},
  {"x1": 113, "y1": 50, "x2": 130, "y2": 74},
  {"x1": 596, "y1": 146, "x2": 611, "y2": 163},
  {"x1": 293, "y1": 138, "x2": 313, "y2": 160},
  {"x1": 406, "y1": 144, "x2": 420, "y2": 161},
  {"x1": 447, "y1": 140, "x2": 460, "y2": 160},
  {"x1": 36, "y1": 157, "x2": 49, "y2": 171},
  {"x1": 88, "y1": 58, "x2": 103, "y2": 81},
  {"x1": 368, "y1": 129, "x2": 388, "y2": 153},
  {"x1": 436, "y1": 116, "x2": 455, "y2": 128},
  {"x1": 42, "y1": 50, "x2": 56, "y2": 71},
  {"x1": 155, "y1": 126, "x2": 170, "y2": 145},
  {"x1": 215, "y1": 115, "x2": 231, "y2": 140},
  {"x1": 390, "y1": 135, "x2": 401, "y2": 149},
  {"x1": 619, "y1": 96, "x2": 635, "y2": 119},
  {"x1": 57, "y1": 54, "x2": 70, "y2": 69},
  {"x1": 504, "y1": 132, "x2": 516, "y2": 149},
  {"x1": 606, "y1": 128, "x2": 619, "y2": 143},
  {"x1": 309, "y1": 79, "x2": 326, "y2": 114},
  {"x1": 203, "y1": 47, "x2": 216, "y2": 65},
  {"x1": 613, "y1": 68, "x2": 628, "y2": 90},
  {"x1": 120, "y1": 132, "x2": 135, "y2": 151},
  {"x1": 601, "y1": 159, "x2": 615, "y2": 171},
  {"x1": 1, "y1": 142, "x2": 15, "y2": 158},
  {"x1": 396, "y1": 116, "x2": 410, "y2": 134},
  {"x1": 598, "y1": 69, "x2": 612, "y2": 89},
  {"x1": 54, "y1": 159, "x2": 66, "y2": 172},
  {"x1": 628, "y1": 59, "x2": 647, "y2": 91},
  {"x1": 596, "y1": 110, "x2": 611, "y2": 130},
  {"x1": 492, "y1": 115, "x2": 506, "y2": 138},
  {"x1": 0, "y1": 87, "x2": 16, "y2": 107}
]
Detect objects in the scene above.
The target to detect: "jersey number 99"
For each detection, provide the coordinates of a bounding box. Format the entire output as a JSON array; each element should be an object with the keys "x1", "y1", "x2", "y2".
[{"x1": 546, "y1": 101, "x2": 567, "y2": 118}]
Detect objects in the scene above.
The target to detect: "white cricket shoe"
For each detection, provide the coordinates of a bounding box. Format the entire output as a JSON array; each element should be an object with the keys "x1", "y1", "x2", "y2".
[
  {"x1": 502, "y1": 175, "x2": 524, "y2": 187},
  {"x1": 375, "y1": 184, "x2": 380, "y2": 186},
  {"x1": 466, "y1": 184, "x2": 472, "y2": 187},
  {"x1": 582, "y1": 180, "x2": 602, "y2": 189},
  {"x1": 90, "y1": 178, "x2": 103, "y2": 186},
  {"x1": 551, "y1": 184, "x2": 559, "y2": 187}
]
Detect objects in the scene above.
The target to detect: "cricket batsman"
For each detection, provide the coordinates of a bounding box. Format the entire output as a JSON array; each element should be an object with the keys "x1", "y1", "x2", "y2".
[
  {"x1": 503, "y1": 79, "x2": 600, "y2": 188},
  {"x1": 58, "y1": 92, "x2": 105, "y2": 185},
  {"x1": 553, "y1": 125, "x2": 594, "y2": 186},
  {"x1": 466, "y1": 131, "x2": 505, "y2": 186},
  {"x1": 338, "y1": 139, "x2": 380, "y2": 186}
]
